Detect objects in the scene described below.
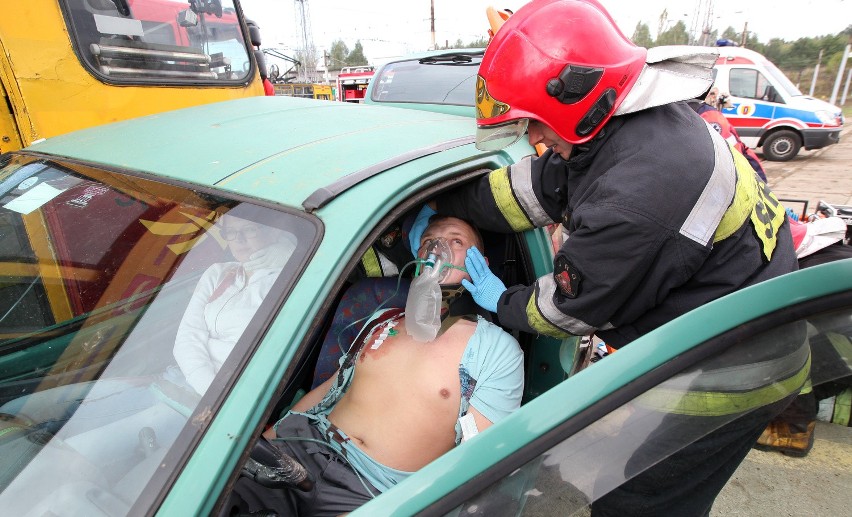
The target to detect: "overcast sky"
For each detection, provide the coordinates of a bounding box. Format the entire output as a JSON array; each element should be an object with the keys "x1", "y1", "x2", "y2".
[{"x1": 239, "y1": 0, "x2": 851, "y2": 64}]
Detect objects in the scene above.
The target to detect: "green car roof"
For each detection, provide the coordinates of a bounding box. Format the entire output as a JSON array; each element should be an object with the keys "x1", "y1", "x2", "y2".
[{"x1": 27, "y1": 96, "x2": 480, "y2": 207}]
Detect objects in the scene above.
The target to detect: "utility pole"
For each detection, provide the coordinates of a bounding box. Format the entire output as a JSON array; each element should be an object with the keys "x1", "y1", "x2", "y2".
[
  {"x1": 809, "y1": 49, "x2": 823, "y2": 96},
  {"x1": 323, "y1": 50, "x2": 329, "y2": 83},
  {"x1": 430, "y1": 0, "x2": 436, "y2": 50},
  {"x1": 294, "y1": 0, "x2": 317, "y2": 83},
  {"x1": 740, "y1": 21, "x2": 748, "y2": 47},
  {"x1": 830, "y1": 40, "x2": 850, "y2": 106}
]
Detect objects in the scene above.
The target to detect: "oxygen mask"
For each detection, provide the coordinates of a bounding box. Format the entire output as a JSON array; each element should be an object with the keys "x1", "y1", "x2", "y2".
[
  {"x1": 406, "y1": 238, "x2": 464, "y2": 342},
  {"x1": 414, "y1": 238, "x2": 466, "y2": 281}
]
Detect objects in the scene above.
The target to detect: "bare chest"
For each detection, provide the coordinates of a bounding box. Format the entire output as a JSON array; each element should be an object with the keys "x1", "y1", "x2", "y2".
[{"x1": 353, "y1": 318, "x2": 475, "y2": 400}]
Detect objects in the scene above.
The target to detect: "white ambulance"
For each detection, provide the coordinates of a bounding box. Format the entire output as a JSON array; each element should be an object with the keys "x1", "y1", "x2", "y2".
[{"x1": 713, "y1": 46, "x2": 844, "y2": 161}]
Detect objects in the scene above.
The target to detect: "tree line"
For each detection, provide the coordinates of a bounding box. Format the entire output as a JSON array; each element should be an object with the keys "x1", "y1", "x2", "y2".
[
  {"x1": 632, "y1": 18, "x2": 852, "y2": 100},
  {"x1": 328, "y1": 20, "x2": 851, "y2": 101},
  {"x1": 326, "y1": 40, "x2": 369, "y2": 71}
]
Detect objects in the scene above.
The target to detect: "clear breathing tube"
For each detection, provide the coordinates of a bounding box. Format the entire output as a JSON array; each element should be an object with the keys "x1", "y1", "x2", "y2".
[
  {"x1": 334, "y1": 258, "x2": 418, "y2": 354},
  {"x1": 334, "y1": 238, "x2": 467, "y2": 351}
]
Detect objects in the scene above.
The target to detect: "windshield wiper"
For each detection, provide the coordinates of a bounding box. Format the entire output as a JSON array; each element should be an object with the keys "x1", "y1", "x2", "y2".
[{"x1": 419, "y1": 52, "x2": 483, "y2": 65}]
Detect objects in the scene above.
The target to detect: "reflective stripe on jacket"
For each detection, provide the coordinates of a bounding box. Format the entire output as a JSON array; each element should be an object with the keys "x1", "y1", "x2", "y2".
[
  {"x1": 637, "y1": 336, "x2": 810, "y2": 416},
  {"x1": 437, "y1": 102, "x2": 797, "y2": 347}
]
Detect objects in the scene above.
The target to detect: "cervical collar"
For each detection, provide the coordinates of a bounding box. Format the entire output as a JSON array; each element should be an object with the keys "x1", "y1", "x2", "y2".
[{"x1": 437, "y1": 284, "x2": 493, "y2": 336}]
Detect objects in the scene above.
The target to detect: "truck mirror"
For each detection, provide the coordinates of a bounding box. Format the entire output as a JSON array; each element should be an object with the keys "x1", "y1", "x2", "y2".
[
  {"x1": 254, "y1": 50, "x2": 267, "y2": 79},
  {"x1": 245, "y1": 19, "x2": 262, "y2": 48}
]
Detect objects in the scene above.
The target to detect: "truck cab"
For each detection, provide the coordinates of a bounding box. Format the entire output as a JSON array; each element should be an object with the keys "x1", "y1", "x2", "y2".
[
  {"x1": 713, "y1": 46, "x2": 844, "y2": 161},
  {"x1": 336, "y1": 66, "x2": 375, "y2": 103},
  {"x1": 0, "y1": 0, "x2": 267, "y2": 154}
]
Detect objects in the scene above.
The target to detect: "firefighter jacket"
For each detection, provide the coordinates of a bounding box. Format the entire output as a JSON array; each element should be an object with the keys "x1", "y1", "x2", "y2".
[{"x1": 437, "y1": 102, "x2": 798, "y2": 349}]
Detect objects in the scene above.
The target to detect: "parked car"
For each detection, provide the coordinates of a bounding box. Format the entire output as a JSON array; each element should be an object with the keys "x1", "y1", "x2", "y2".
[
  {"x1": 365, "y1": 49, "x2": 483, "y2": 116},
  {"x1": 0, "y1": 96, "x2": 849, "y2": 516}
]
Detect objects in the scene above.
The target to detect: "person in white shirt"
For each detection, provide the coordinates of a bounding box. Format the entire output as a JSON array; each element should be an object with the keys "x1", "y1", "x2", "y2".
[{"x1": 174, "y1": 214, "x2": 296, "y2": 395}]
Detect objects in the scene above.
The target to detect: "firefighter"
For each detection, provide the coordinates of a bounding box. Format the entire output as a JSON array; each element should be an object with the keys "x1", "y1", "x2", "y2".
[{"x1": 410, "y1": 1, "x2": 805, "y2": 515}]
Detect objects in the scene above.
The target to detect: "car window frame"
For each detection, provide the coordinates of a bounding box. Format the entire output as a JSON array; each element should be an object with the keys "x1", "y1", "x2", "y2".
[
  {"x1": 417, "y1": 291, "x2": 851, "y2": 515},
  {"x1": 207, "y1": 163, "x2": 563, "y2": 515}
]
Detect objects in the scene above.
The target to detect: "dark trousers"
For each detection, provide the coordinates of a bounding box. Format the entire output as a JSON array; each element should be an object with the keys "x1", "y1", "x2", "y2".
[
  {"x1": 591, "y1": 396, "x2": 794, "y2": 517},
  {"x1": 223, "y1": 414, "x2": 378, "y2": 517}
]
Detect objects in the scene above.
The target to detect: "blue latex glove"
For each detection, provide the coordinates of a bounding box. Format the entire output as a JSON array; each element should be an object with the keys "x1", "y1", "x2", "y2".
[
  {"x1": 408, "y1": 204, "x2": 437, "y2": 255},
  {"x1": 461, "y1": 246, "x2": 507, "y2": 313}
]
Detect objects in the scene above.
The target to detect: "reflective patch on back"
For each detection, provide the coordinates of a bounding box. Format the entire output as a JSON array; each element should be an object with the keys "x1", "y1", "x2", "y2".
[{"x1": 680, "y1": 126, "x2": 737, "y2": 246}]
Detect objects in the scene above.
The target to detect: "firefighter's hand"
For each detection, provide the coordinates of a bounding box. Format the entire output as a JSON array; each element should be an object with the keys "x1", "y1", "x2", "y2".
[
  {"x1": 408, "y1": 204, "x2": 437, "y2": 255},
  {"x1": 462, "y1": 247, "x2": 506, "y2": 313}
]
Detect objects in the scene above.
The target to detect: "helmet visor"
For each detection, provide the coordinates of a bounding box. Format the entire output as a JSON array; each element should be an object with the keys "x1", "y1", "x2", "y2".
[{"x1": 475, "y1": 119, "x2": 529, "y2": 151}]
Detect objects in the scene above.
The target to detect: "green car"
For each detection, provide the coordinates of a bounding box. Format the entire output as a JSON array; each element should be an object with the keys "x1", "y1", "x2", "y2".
[
  {"x1": 365, "y1": 49, "x2": 484, "y2": 117},
  {"x1": 0, "y1": 96, "x2": 849, "y2": 516}
]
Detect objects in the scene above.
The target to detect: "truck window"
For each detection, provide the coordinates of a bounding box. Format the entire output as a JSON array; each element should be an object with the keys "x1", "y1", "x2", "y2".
[{"x1": 61, "y1": 0, "x2": 253, "y2": 84}]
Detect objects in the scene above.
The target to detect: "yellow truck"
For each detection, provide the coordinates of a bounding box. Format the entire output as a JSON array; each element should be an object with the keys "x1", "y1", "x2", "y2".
[
  {"x1": 0, "y1": 0, "x2": 268, "y2": 153},
  {"x1": 272, "y1": 82, "x2": 333, "y2": 100}
]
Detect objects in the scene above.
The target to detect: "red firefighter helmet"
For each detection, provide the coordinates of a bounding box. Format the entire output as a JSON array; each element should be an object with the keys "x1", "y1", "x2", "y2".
[{"x1": 475, "y1": 0, "x2": 647, "y2": 150}]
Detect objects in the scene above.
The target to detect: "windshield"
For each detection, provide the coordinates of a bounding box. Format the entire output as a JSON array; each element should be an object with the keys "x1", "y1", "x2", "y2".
[
  {"x1": 762, "y1": 59, "x2": 803, "y2": 97},
  {"x1": 0, "y1": 154, "x2": 316, "y2": 513},
  {"x1": 370, "y1": 52, "x2": 483, "y2": 106},
  {"x1": 61, "y1": 0, "x2": 253, "y2": 84}
]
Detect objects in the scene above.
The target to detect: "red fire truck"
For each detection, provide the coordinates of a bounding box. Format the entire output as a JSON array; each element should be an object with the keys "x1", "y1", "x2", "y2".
[{"x1": 335, "y1": 66, "x2": 374, "y2": 103}]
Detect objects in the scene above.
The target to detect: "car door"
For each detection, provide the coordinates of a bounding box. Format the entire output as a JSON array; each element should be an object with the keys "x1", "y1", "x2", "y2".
[{"x1": 353, "y1": 259, "x2": 852, "y2": 516}]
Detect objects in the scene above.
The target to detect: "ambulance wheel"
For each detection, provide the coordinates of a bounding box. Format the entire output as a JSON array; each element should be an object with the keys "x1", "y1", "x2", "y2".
[{"x1": 762, "y1": 130, "x2": 801, "y2": 161}]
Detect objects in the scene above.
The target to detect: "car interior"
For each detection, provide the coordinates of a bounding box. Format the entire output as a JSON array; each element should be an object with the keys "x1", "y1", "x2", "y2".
[
  {"x1": 266, "y1": 200, "x2": 544, "y2": 428},
  {"x1": 216, "y1": 189, "x2": 559, "y2": 514},
  {"x1": 0, "y1": 160, "x2": 571, "y2": 514}
]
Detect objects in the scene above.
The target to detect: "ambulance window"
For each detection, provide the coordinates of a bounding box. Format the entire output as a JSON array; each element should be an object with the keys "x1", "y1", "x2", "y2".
[{"x1": 729, "y1": 69, "x2": 773, "y2": 101}]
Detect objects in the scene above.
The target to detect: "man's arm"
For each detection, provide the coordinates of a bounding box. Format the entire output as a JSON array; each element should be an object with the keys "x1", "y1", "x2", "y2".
[
  {"x1": 467, "y1": 405, "x2": 494, "y2": 433},
  {"x1": 292, "y1": 373, "x2": 337, "y2": 412},
  {"x1": 464, "y1": 323, "x2": 525, "y2": 429},
  {"x1": 435, "y1": 152, "x2": 567, "y2": 234}
]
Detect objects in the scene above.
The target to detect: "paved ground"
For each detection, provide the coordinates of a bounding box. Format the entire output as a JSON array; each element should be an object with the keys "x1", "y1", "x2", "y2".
[
  {"x1": 760, "y1": 126, "x2": 852, "y2": 216},
  {"x1": 713, "y1": 126, "x2": 852, "y2": 516}
]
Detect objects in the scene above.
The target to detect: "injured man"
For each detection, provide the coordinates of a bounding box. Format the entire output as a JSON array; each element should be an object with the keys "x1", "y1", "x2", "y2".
[{"x1": 231, "y1": 216, "x2": 524, "y2": 516}]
